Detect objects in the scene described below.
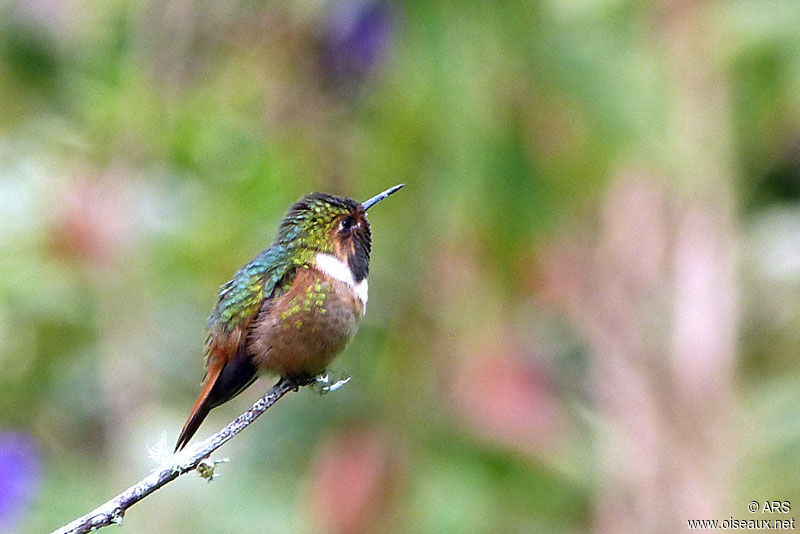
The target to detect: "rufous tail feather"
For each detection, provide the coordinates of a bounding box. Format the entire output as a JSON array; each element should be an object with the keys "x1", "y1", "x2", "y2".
[
  {"x1": 174, "y1": 349, "x2": 258, "y2": 452},
  {"x1": 174, "y1": 365, "x2": 222, "y2": 452}
]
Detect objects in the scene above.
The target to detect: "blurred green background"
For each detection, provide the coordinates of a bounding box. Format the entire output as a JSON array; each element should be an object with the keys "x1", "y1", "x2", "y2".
[{"x1": 2, "y1": 0, "x2": 800, "y2": 532}]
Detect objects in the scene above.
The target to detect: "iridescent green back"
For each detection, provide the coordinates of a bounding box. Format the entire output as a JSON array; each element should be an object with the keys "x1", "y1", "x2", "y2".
[{"x1": 207, "y1": 193, "x2": 359, "y2": 334}]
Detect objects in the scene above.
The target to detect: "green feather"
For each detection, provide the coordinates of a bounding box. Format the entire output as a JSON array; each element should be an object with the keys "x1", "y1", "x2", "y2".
[{"x1": 207, "y1": 192, "x2": 359, "y2": 334}]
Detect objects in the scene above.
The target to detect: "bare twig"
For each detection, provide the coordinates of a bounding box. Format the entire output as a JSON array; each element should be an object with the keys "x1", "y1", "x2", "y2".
[{"x1": 52, "y1": 377, "x2": 299, "y2": 534}]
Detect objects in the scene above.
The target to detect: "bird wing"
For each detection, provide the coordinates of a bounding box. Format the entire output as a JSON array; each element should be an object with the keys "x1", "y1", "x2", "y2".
[{"x1": 175, "y1": 246, "x2": 297, "y2": 451}]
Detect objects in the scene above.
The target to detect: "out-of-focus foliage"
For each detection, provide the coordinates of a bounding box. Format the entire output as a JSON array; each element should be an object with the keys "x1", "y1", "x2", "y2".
[{"x1": 1, "y1": 0, "x2": 800, "y2": 532}]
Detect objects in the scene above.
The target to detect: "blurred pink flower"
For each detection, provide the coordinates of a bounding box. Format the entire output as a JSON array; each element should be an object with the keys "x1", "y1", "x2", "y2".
[
  {"x1": 306, "y1": 428, "x2": 402, "y2": 534},
  {"x1": 47, "y1": 178, "x2": 133, "y2": 269},
  {"x1": 448, "y1": 332, "x2": 566, "y2": 458}
]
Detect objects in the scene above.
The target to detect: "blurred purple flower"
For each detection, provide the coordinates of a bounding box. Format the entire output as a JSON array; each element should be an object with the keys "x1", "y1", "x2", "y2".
[
  {"x1": 0, "y1": 431, "x2": 41, "y2": 530},
  {"x1": 319, "y1": 0, "x2": 395, "y2": 91}
]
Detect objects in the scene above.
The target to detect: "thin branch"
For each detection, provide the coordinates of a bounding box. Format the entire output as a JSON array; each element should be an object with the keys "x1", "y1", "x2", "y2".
[{"x1": 52, "y1": 377, "x2": 299, "y2": 534}]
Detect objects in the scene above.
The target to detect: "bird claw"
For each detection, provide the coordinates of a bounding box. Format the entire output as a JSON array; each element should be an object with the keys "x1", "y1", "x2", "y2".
[
  {"x1": 310, "y1": 371, "x2": 351, "y2": 394},
  {"x1": 285, "y1": 374, "x2": 315, "y2": 391}
]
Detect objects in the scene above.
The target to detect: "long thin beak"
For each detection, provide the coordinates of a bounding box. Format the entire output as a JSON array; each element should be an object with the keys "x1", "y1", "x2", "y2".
[{"x1": 361, "y1": 184, "x2": 405, "y2": 211}]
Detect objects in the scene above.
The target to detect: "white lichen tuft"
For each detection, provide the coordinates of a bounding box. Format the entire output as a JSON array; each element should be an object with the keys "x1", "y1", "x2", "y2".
[
  {"x1": 196, "y1": 457, "x2": 230, "y2": 482},
  {"x1": 110, "y1": 508, "x2": 124, "y2": 525},
  {"x1": 310, "y1": 371, "x2": 351, "y2": 394},
  {"x1": 171, "y1": 449, "x2": 200, "y2": 474},
  {"x1": 147, "y1": 433, "x2": 173, "y2": 466}
]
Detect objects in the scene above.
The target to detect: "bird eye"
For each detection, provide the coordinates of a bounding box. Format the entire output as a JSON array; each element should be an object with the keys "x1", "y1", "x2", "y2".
[{"x1": 339, "y1": 216, "x2": 355, "y2": 232}]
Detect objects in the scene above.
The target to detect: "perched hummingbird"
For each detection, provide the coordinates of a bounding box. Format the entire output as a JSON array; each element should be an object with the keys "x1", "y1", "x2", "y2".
[{"x1": 175, "y1": 184, "x2": 404, "y2": 451}]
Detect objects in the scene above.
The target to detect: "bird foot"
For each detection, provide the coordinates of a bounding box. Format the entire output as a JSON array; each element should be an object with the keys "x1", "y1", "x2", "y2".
[
  {"x1": 285, "y1": 373, "x2": 315, "y2": 391},
  {"x1": 310, "y1": 370, "x2": 351, "y2": 395}
]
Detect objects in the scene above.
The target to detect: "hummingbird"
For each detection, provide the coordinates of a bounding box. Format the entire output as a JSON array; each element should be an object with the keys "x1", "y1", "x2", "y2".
[{"x1": 175, "y1": 184, "x2": 405, "y2": 451}]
